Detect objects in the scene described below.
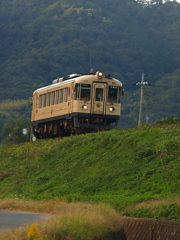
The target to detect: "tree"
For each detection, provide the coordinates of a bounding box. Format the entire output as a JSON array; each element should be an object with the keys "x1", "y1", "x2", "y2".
[{"x1": 1, "y1": 117, "x2": 31, "y2": 144}]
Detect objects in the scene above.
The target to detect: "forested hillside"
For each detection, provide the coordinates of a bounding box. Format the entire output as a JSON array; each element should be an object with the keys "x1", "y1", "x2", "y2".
[{"x1": 0, "y1": 0, "x2": 180, "y2": 139}]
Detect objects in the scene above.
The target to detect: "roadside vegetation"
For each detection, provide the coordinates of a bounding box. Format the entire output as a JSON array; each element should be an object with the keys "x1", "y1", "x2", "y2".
[
  {"x1": 0, "y1": 200, "x2": 123, "y2": 240},
  {"x1": 0, "y1": 121, "x2": 179, "y2": 239}
]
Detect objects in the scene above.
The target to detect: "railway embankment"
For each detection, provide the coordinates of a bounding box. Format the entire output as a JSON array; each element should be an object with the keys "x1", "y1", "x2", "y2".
[{"x1": 0, "y1": 123, "x2": 179, "y2": 239}]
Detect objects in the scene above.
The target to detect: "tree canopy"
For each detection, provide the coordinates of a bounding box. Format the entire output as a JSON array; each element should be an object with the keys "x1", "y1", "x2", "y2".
[{"x1": 0, "y1": 0, "x2": 180, "y2": 138}]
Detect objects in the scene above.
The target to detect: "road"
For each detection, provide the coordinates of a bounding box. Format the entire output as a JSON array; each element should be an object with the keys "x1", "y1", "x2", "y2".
[{"x1": 0, "y1": 210, "x2": 52, "y2": 231}]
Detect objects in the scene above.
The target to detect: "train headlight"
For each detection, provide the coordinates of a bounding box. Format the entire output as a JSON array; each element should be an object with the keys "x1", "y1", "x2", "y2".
[
  {"x1": 98, "y1": 71, "x2": 103, "y2": 77},
  {"x1": 82, "y1": 105, "x2": 88, "y2": 110},
  {"x1": 96, "y1": 71, "x2": 104, "y2": 78},
  {"x1": 109, "y1": 107, "x2": 115, "y2": 112}
]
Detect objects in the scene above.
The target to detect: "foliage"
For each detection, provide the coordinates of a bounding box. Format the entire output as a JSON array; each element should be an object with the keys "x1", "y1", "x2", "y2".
[
  {"x1": 0, "y1": 124, "x2": 179, "y2": 221},
  {"x1": 0, "y1": 99, "x2": 31, "y2": 143},
  {"x1": 156, "y1": 116, "x2": 180, "y2": 125},
  {"x1": 0, "y1": 99, "x2": 29, "y2": 111},
  {"x1": 123, "y1": 203, "x2": 180, "y2": 221},
  {"x1": 1, "y1": 116, "x2": 31, "y2": 144},
  {"x1": 0, "y1": 0, "x2": 180, "y2": 132},
  {"x1": 1, "y1": 0, "x2": 179, "y2": 89}
]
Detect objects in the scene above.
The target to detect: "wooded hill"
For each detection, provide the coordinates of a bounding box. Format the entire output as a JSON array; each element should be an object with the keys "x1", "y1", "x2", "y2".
[{"x1": 0, "y1": 0, "x2": 180, "y2": 135}]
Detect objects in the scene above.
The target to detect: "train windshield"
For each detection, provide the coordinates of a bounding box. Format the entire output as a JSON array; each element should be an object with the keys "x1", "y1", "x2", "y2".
[
  {"x1": 74, "y1": 84, "x2": 91, "y2": 100},
  {"x1": 108, "y1": 86, "x2": 118, "y2": 103},
  {"x1": 108, "y1": 86, "x2": 122, "y2": 103}
]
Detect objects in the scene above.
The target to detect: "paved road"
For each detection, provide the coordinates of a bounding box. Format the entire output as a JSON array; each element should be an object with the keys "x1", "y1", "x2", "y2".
[{"x1": 0, "y1": 210, "x2": 52, "y2": 231}]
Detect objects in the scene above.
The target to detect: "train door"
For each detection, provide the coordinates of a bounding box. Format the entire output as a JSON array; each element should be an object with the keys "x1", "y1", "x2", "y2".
[{"x1": 91, "y1": 83, "x2": 107, "y2": 115}]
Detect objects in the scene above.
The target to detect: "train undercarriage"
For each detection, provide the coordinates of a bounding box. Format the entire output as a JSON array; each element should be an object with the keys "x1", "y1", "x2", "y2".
[{"x1": 32, "y1": 116, "x2": 118, "y2": 139}]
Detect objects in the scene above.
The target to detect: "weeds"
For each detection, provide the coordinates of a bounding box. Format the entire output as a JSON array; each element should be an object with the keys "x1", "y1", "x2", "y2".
[
  {"x1": 123, "y1": 203, "x2": 180, "y2": 221},
  {"x1": 0, "y1": 200, "x2": 123, "y2": 240},
  {"x1": 27, "y1": 223, "x2": 43, "y2": 240}
]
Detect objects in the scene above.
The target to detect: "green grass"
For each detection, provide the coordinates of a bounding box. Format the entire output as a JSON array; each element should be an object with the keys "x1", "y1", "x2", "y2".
[{"x1": 0, "y1": 124, "x2": 180, "y2": 221}]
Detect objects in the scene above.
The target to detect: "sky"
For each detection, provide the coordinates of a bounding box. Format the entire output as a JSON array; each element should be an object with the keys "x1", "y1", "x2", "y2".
[
  {"x1": 164, "y1": 0, "x2": 180, "y2": 3},
  {"x1": 168, "y1": 0, "x2": 180, "y2": 2},
  {"x1": 137, "y1": 0, "x2": 180, "y2": 4},
  {"x1": 160, "y1": 0, "x2": 180, "y2": 3},
  {"x1": 161, "y1": 0, "x2": 180, "y2": 2}
]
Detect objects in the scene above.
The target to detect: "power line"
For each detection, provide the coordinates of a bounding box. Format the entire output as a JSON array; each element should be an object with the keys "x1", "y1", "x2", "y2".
[
  {"x1": 143, "y1": 87, "x2": 154, "y2": 105},
  {"x1": 126, "y1": 83, "x2": 180, "y2": 89}
]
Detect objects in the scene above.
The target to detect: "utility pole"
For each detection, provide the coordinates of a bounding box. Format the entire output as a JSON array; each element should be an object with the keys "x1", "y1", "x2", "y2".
[
  {"x1": 136, "y1": 73, "x2": 149, "y2": 127},
  {"x1": 138, "y1": 73, "x2": 144, "y2": 126}
]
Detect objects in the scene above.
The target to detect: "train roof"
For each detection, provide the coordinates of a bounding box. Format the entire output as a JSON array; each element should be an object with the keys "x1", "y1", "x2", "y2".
[{"x1": 33, "y1": 71, "x2": 122, "y2": 94}]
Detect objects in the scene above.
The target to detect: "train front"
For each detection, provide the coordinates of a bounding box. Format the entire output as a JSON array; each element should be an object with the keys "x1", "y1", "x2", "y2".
[{"x1": 71, "y1": 71, "x2": 124, "y2": 133}]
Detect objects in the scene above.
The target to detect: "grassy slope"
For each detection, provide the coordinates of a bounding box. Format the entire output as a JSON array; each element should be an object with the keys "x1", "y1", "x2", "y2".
[{"x1": 0, "y1": 124, "x2": 179, "y2": 220}]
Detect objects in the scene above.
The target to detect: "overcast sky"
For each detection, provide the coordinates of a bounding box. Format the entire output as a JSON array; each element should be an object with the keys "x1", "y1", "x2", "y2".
[{"x1": 168, "y1": 0, "x2": 180, "y2": 2}]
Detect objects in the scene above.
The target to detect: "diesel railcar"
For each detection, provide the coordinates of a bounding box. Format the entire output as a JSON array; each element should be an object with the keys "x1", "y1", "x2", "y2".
[{"x1": 31, "y1": 70, "x2": 124, "y2": 138}]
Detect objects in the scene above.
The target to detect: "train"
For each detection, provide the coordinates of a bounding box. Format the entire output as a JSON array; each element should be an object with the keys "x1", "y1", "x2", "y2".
[{"x1": 31, "y1": 70, "x2": 124, "y2": 138}]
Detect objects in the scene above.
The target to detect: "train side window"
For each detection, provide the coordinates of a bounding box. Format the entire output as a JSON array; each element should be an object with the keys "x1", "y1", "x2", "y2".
[
  {"x1": 64, "y1": 88, "x2": 68, "y2": 102},
  {"x1": 74, "y1": 84, "x2": 80, "y2": 100},
  {"x1": 39, "y1": 95, "x2": 42, "y2": 108},
  {"x1": 108, "y1": 86, "x2": 118, "y2": 103},
  {"x1": 68, "y1": 87, "x2": 70, "y2": 97},
  {"x1": 43, "y1": 94, "x2": 46, "y2": 107},
  {"x1": 60, "y1": 89, "x2": 63, "y2": 103},
  {"x1": 58, "y1": 89, "x2": 61, "y2": 103},
  {"x1": 55, "y1": 90, "x2": 59, "y2": 104},
  {"x1": 47, "y1": 92, "x2": 51, "y2": 106},
  {"x1": 51, "y1": 91, "x2": 55, "y2": 105},
  {"x1": 95, "y1": 88, "x2": 103, "y2": 101},
  {"x1": 80, "y1": 84, "x2": 91, "y2": 100},
  {"x1": 118, "y1": 87, "x2": 121, "y2": 103}
]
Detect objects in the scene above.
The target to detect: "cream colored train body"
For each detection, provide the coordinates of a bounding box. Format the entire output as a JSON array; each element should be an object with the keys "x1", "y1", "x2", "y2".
[{"x1": 31, "y1": 71, "x2": 124, "y2": 138}]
